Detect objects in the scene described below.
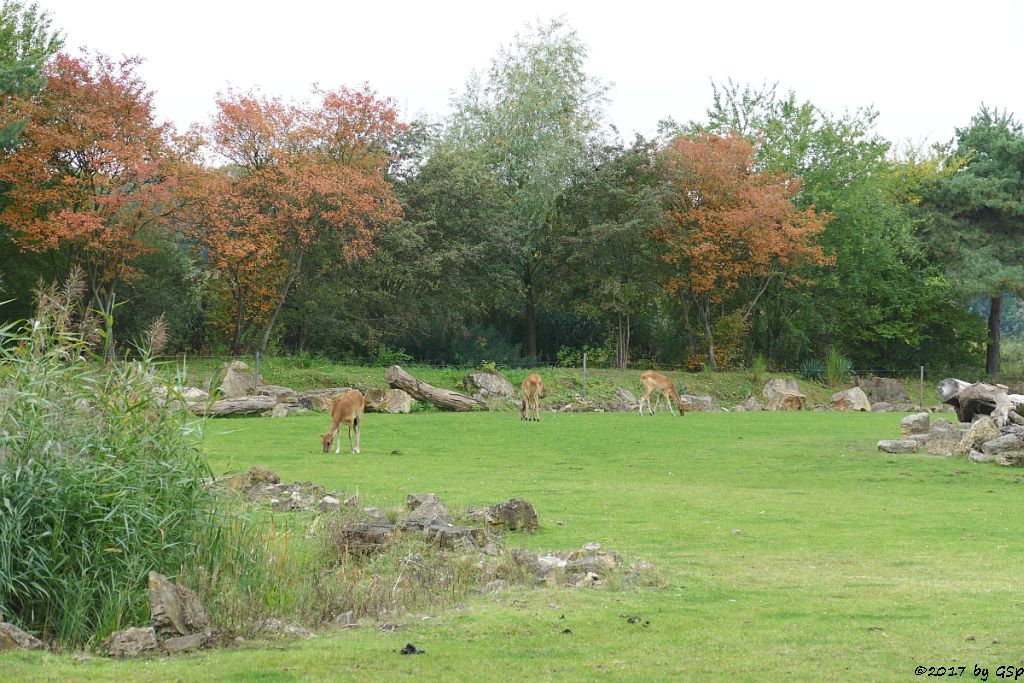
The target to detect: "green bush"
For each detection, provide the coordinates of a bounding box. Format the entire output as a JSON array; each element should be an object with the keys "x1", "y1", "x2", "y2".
[
  {"x1": 799, "y1": 358, "x2": 826, "y2": 382},
  {"x1": 825, "y1": 344, "x2": 854, "y2": 386},
  {"x1": 0, "y1": 276, "x2": 218, "y2": 647}
]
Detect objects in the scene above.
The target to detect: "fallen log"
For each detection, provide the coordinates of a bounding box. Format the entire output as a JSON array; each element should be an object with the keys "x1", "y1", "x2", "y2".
[
  {"x1": 386, "y1": 365, "x2": 486, "y2": 412},
  {"x1": 189, "y1": 396, "x2": 276, "y2": 417},
  {"x1": 938, "y1": 378, "x2": 1024, "y2": 426}
]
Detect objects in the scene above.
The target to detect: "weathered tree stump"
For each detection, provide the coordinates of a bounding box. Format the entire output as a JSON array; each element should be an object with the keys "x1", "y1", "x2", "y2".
[{"x1": 938, "y1": 378, "x2": 1024, "y2": 426}]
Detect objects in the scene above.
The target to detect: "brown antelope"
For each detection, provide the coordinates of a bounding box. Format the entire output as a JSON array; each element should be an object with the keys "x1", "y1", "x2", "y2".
[
  {"x1": 638, "y1": 370, "x2": 686, "y2": 417},
  {"x1": 320, "y1": 390, "x2": 365, "y2": 454},
  {"x1": 519, "y1": 373, "x2": 543, "y2": 421}
]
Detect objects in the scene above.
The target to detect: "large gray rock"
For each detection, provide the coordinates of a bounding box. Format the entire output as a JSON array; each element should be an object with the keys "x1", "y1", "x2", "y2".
[
  {"x1": 982, "y1": 433, "x2": 1024, "y2": 466},
  {"x1": 219, "y1": 361, "x2": 256, "y2": 399},
  {"x1": 161, "y1": 632, "x2": 207, "y2": 654},
  {"x1": 955, "y1": 416, "x2": 1000, "y2": 457},
  {"x1": 378, "y1": 388, "x2": 413, "y2": 414},
  {"x1": 148, "y1": 572, "x2": 208, "y2": 637},
  {"x1": 614, "y1": 387, "x2": 639, "y2": 411},
  {"x1": 857, "y1": 377, "x2": 911, "y2": 404},
  {"x1": 925, "y1": 427, "x2": 965, "y2": 457},
  {"x1": 404, "y1": 493, "x2": 452, "y2": 528},
  {"x1": 831, "y1": 387, "x2": 871, "y2": 412},
  {"x1": 680, "y1": 394, "x2": 718, "y2": 412},
  {"x1": 256, "y1": 384, "x2": 298, "y2": 404},
  {"x1": 463, "y1": 371, "x2": 515, "y2": 399},
  {"x1": 0, "y1": 622, "x2": 43, "y2": 652},
  {"x1": 735, "y1": 396, "x2": 764, "y2": 411},
  {"x1": 101, "y1": 626, "x2": 158, "y2": 658},
  {"x1": 297, "y1": 388, "x2": 356, "y2": 412},
  {"x1": 871, "y1": 402, "x2": 895, "y2": 412},
  {"x1": 969, "y1": 449, "x2": 993, "y2": 463},
  {"x1": 877, "y1": 439, "x2": 919, "y2": 454},
  {"x1": 468, "y1": 498, "x2": 539, "y2": 533},
  {"x1": 763, "y1": 378, "x2": 802, "y2": 402},
  {"x1": 768, "y1": 390, "x2": 805, "y2": 411},
  {"x1": 900, "y1": 413, "x2": 930, "y2": 438}
]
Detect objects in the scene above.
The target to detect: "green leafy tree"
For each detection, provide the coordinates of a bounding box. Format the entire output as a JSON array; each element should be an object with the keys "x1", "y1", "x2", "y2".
[
  {"x1": 446, "y1": 18, "x2": 607, "y2": 358},
  {"x1": 0, "y1": 1, "x2": 62, "y2": 151},
  {"x1": 549, "y1": 137, "x2": 662, "y2": 367},
  {"x1": 919, "y1": 106, "x2": 1024, "y2": 375}
]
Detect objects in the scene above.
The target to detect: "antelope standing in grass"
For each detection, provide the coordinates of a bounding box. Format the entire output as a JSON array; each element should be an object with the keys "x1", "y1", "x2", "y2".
[
  {"x1": 638, "y1": 370, "x2": 686, "y2": 416},
  {"x1": 320, "y1": 390, "x2": 365, "y2": 453},
  {"x1": 520, "y1": 374, "x2": 543, "y2": 421}
]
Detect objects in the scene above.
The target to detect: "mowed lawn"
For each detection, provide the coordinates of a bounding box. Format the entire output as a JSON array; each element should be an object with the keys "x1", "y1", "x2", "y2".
[{"x1": 14, "y1": 411, "x2": 1024, "y2": 681}]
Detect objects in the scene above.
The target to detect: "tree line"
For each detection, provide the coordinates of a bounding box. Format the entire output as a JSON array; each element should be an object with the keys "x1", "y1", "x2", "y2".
[{"x1": 1, "y1": 7, "x2": 1021, "y2": 374}]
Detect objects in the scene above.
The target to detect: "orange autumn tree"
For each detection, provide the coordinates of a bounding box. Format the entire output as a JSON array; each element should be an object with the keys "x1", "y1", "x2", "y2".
[
  {"x1": 652, "y1": 133, "x2": 832, "y2": 368},
  {"x1": 0, "y1": 53, "x2": 185, "y2": 334},
  {"x1": 190, "y1": 86, "x2": 403, "y2": 353}
]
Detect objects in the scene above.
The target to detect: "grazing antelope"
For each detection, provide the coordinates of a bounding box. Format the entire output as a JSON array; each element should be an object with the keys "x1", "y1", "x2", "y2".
[
  {"x1": 320, "y1": 390, "x2": 365, "y2": 454},
  {"x1": 519, "y1": 374, "x2": 543, "y2": 421},
  {"x1": 638, "y1": 370, "x2": 686, "y2": 417}
]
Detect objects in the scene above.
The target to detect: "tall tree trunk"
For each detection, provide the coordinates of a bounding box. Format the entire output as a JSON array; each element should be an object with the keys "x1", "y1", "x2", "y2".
[
  {"x1": 698, "y1": 298, "x2": 716, "y2": 370},
  {"x1": 259, "y1": 252, "x2": 303, "y2": 354},
  {"x1": 987, "y1": 295, "x2": 1002, "y2": 376}
]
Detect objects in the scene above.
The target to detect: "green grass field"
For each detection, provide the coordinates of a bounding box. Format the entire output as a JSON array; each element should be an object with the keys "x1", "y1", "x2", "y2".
[{"x1": 11, "y1": 410, "x2": 1024, "y2": 681}]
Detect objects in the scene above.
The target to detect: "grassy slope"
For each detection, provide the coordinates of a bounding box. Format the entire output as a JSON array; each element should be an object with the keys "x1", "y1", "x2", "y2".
[
  {"x1": 160, "y1": 356, "x2": 851, "y2": 407},
  {"x1": 15, "y1": 410, "x2": 1024, "y2": 682}
]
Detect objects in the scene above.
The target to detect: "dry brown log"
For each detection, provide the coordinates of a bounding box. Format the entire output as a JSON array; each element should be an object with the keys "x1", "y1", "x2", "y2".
[
  {"x1": 938, "y1": 378, "x2": 1024, "y2": 425},
  {"x1": 385, "y1": 365, "x2": 486, "y2": 411},
  {"x1": 189, "y1": 396, "x2": 276, "y2": 416}
]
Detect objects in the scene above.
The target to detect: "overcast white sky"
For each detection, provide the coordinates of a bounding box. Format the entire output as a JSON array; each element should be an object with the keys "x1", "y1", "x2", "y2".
[{"x1": 36, "y1": 0, "x2": 1024, "y2": 147}]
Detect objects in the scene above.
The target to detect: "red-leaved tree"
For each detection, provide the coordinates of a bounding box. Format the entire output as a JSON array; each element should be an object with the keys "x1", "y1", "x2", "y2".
[
  {"x1": 189, "y1": 85, "x2": 404, "y2": 353},
  {"x1": 0, "y1": 53, "x2": 186, "y2": 338},
  {"x1": 653, "y1": 133, "x2": 832, "y2": 368}
]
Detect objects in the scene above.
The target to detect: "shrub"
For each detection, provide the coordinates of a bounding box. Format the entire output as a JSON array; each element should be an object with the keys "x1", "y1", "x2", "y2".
[
  {"x1": 750, "y1": 354, "x2": 768, "y2": 385},
  {"x1": 0, "y1": 273, "x2": 217, "y2": 647},
  {"x1": 825, "y1": 344, "x2": 854, "y2": 386},
  {"x1": 799, "y1": 358, "x2": 826, "y2": 382}
]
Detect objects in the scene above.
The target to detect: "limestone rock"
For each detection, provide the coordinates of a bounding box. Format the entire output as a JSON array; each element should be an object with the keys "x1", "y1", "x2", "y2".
[
  {"x1": 377, "y1": 388, "x2": 413, "y2": 414},
  {"x1": 463, "y1": 371, "x2": 515, "y2": 399},
  {"x1": 900, "y1": 413, "x2": 930, "y2": 438},
  {"x1": 101, "y1": 626, "x2": 158, "y2": 658},
  {"x1": 925, "y1": 428, "x2": 963, "y2": 457},
  {"x1": 831, "y1": 387, "x2": 871, "y2": 412},
  {"x1": 969, "y1": 449, "x2": 993, "y2": 463},
  {"x1": 219, "y1": 361, "x2": 256, "y2": 399},
  {"x1": 467, "y1": 498, "x2": 539, "y2": 533},
  {"x1": 955, "y1": 416, "x2": 1000, "y2": 457},
  {"x1": 982, "y1": 433, "x2": 1024, "y2": 466},
  {"x1": 148, "y1": 572, "x2": 208, "y2": 638},
  {"x1": 871, "y1": 402, "x2": 895, "y2": 412},
  {"x1": 763, "y1": 378, "x2": 802, "y2": 402},
  {"x1": 296, "y1": 388, "x2": 356, "y2": 412},
  {"x1": 738, "y1": 396, "x2": 764, "y2": 411},
  {"x1": 270, "y1": 403, "x2": 289, "y2": 418},
  {"x1": 877, "y1": 439, "x2": 919, "y2": 454},
  {"x1": 680, "y1": 394, "x2": 717, "y2": 412},
  {"x1": 161, "y1": 632, "x2": 207, "y2": 654},
  {"x1": 255, "y1": 384, "x2": 298, "y2": 404},
  {"x1": 768, "y1": 390, "x2": 805, "y2": 411},
  {"x1": 856, "y1": 377, "x2": 911, "y2": 404},
  {"x1": 337, "y1": 521, "x2": 399, "y2": 554},
  {"x1": 614, "y1": 387, "x2": 639, "y2": 411},
  {"x1": 404, "y1": 493, "x2": 452, "y2": 528},
  {"x1": 0, "y1": 622, "x2": 43, "y2": 652}
]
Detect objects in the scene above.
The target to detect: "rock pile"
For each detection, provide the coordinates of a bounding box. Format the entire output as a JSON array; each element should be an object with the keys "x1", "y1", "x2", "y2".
[
  {"x1": 226, "y1": 466, "x2": 341, "y2": 512},
  {"x1": 101, "y1": 571, "x2": 212, "y2": 658},
  {"x1": 877, "y1": 412, "x2": 1024, "y2": 465}
]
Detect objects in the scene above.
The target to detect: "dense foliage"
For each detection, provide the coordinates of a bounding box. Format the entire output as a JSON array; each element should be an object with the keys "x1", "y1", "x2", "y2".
[
  {"x1": 0, "y1": 8, "x2": 1018, "y2": 374},
  {"x1": 0, "y1": 274, "x2": 216, "y2": 646}
]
